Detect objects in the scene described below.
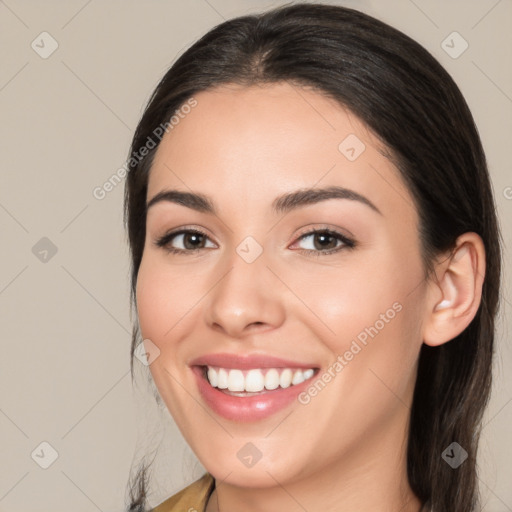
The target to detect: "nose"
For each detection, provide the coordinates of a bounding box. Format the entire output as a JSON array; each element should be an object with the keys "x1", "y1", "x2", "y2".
[{"x1": 204, "y1": 251, "x2": 286, "y2": 339}]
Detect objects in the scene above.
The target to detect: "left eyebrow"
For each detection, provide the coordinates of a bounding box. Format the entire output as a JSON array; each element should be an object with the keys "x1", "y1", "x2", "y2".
[
  {"x1": 145, "y1": 185, "x2": 381, "y2": 216},
  {"x1": 271, "y1": 185, "x2": 382, "y2": 215}
]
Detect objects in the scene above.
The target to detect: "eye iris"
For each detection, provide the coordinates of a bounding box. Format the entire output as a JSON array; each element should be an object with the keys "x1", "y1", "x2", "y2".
[
  {"x1": 314, "y1": 232, "x2": 337, "y2": 250},
  {"x1": 184, "y1": 232, "x2": 204, "y2": 249}
]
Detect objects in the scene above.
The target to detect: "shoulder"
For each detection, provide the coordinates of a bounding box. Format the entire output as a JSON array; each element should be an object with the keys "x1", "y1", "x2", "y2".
[{"x1": 151, "y1": 473, "x2": 215, "y2": 512}]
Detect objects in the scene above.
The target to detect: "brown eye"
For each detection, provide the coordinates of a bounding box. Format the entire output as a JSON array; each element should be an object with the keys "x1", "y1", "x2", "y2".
[
  {"x1": 181, "y1": 232, "x2": 207, "y2": 249},
  {"x1": 155, "y1": 229, "x2": 216, "y2": 254},
  {"x1": 312, "y1": 232, "x2": 339, "y2": 250},
  {"x1": 293, "y1": 229, "x2": 355, "y2": 256}
]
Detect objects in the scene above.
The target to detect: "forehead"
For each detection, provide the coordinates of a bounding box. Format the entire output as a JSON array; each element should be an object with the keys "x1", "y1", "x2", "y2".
[
  {"x1": 147, "y1": 82, "x2": 416, "y2": 222},
  {"x1": 152, "y1": 82, "x2": 375, "y2": 173}
]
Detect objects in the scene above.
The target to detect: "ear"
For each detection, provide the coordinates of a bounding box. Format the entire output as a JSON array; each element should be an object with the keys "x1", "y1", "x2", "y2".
[{"x1": 422, "y1": 233, "x2": 486, "y2": 347}]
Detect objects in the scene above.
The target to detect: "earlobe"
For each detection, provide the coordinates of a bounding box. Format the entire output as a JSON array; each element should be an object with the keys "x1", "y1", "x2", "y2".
[{"x1": 423, "y1": 233, "x2": 486, "y2": 347}]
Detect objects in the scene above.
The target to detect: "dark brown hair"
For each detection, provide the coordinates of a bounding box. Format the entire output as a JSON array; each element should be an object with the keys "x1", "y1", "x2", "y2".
[{"x1": 124, "y1": 3, "x2": 502, "y2": 511}]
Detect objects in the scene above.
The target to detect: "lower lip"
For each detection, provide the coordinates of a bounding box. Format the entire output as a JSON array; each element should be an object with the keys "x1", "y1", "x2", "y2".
[{"x1": 192, "y1": 366, "x2": 315, "y2": 422}]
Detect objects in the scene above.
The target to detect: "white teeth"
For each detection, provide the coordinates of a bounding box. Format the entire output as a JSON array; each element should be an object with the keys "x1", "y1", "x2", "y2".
[
  {"x1": 264, "y1": 369, "x2": 280, "y2": 390},
  {"x1": 207, "y1": 367, "x2": 218, "y2": 387},
  {"x1": 291, "y1": 370, "x2": 305, "y2": 385},
  {"x1": 303, "y1": 369, "x2": 314, "y2": 380},
  {"x1": 217, "y1": 368, "x2": 228, "y2": 389},
  {"x1": 205, "y1": 366, "x2": 316, "y2": 393},
  {"x1": 227, "y1": 369, "x2": 245, "y2": 392},
  {"x1": 245, "y1": 369, "x2": 265, "y2": 392},
  {"x1": 279, "y1": 368, "x2": 293, "y2": 388}
]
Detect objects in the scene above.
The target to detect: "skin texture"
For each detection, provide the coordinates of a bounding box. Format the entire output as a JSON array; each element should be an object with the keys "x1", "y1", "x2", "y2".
[{"x1": 135, "y1": 82, "x2": 485, "y2": 512}]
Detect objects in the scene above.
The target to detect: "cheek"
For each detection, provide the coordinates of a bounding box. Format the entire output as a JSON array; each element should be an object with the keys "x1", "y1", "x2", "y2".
[
  {"x1": 135, "y1": 257, "x2": 196, "y2": 416},
  {"x1": 135, "y1": 253, "x2": 215, "y2": 354},
  {"x1": 283, "y1": 251, "x2": 426, "y2": 411},
  {"x1": 135, "y1": 256, "x2": 180, "y2": 344},
  {"x1": 285, "y1": 251, "x2": 420, "y2": 349}
]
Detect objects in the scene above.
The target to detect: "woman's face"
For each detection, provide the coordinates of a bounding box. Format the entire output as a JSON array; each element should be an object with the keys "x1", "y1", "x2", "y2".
[{"x1": 136, "y1": 82, "x2": 429, "y2": 488}]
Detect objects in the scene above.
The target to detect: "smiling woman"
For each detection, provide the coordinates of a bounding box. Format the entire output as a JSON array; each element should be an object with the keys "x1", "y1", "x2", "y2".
[{"x1": 123, "y1": 3, "x2": 501, "y2": 512}]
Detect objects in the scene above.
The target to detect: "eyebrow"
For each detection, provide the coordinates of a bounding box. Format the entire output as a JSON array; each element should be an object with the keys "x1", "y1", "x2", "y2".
[{"x1": 146, "y1": 185, "x2": 382, "y2": 215}]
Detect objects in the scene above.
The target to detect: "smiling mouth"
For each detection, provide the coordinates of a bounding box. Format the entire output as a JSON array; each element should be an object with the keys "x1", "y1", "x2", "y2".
[{"x1": 201, "y1": 366, "x2": 318, "y2": 396}]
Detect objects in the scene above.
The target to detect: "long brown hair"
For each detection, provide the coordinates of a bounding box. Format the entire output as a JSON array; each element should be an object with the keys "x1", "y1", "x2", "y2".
[{"x1": 124, "y1": 3, "x2": 502, "y2": 510}]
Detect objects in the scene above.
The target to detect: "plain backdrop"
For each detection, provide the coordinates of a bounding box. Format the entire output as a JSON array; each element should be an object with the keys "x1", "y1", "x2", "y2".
[{"x1": 0, "y1": 1, "x2": 511, "y2": 511}]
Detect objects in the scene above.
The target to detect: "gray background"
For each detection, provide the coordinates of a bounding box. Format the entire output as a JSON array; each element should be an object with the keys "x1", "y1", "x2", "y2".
[{"x1": 0, "y1": 0, "x2": 511, "y2": 511}]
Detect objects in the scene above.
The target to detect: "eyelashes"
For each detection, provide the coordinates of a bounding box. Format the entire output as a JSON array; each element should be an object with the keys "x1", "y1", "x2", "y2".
[
  {"x1": 289, "y1": 227, "x2": 355, "y2": 256},
  {"x1": 155, "y1": 228, "x2": 215, "y2": 254},
  {"x1": 154, "y1": 226, "x2": 356, "y2": 258}
]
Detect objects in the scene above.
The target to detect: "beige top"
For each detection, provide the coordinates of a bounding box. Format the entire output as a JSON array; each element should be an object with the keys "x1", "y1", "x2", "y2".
[
  {"x1": 151, "y1": 473, "x2": 432, "y2": 511},
  {"x1": 151, "y1": 473, "x2": 215, "y2": 512}
]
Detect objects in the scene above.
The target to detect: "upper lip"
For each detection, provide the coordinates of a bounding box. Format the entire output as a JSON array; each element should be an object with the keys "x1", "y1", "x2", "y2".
[{"x1": 189, "y1": 352, "x2": 319, "y2": 370}]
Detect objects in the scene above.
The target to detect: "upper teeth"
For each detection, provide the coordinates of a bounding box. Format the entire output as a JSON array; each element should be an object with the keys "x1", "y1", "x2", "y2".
[{"x1": 206, "y1": 367, "x2": 315, "y2": 393}]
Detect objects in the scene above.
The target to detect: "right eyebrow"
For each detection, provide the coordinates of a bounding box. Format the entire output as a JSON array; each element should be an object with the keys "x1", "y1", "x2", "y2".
[{"x1": 146, "y1": 190, "x2": 216, "y2": 214}]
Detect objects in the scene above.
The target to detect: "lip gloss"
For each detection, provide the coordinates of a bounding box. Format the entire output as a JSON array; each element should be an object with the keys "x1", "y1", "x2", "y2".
[{"x1": 191, "y1": 365, "x2": 316, "y2": 422}]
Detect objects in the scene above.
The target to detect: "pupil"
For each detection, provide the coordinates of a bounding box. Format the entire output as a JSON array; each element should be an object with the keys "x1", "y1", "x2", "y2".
[
  {"x1": 315, "y1": 233, "x2": 335, "y2": 250},
  {"x1": 185, "y1": 233, "x2": 203, "y2": 249}
]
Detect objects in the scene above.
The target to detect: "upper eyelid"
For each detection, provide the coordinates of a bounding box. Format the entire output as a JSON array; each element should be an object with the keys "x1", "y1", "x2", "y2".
[
  {"x1": 294, "y1": 224, "x2": 354, "y2": 240},
  {"x1": 290, "y1": 229, "x2": 354, "y2": 251},
  {"x1": 156, "y1": 227, "x2": 215, "y2": 246}
]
